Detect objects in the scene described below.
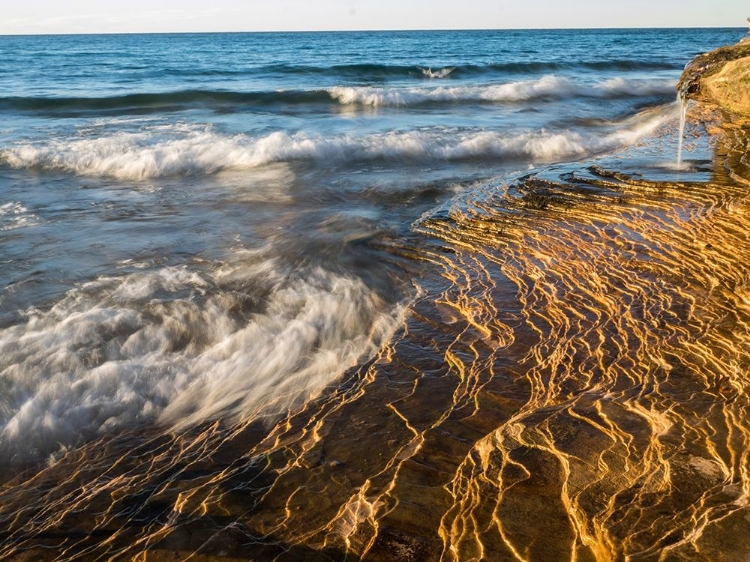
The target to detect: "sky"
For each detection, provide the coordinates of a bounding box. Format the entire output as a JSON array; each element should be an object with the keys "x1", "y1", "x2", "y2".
[{"x1": 0, "y1": 0, "x2": 747, "y2": 35}]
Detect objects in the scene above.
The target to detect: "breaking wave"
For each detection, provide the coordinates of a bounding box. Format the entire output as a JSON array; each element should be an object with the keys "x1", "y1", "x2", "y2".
[
  {"x1": 329, "y1": 75, "x2": 676, "y2": 106},
  {"x1": 0, "y1": 106, "x2": 675, "y2": 180},
  {"x1": 0, "y1": 76, "x2": 677, "y2": 115},
  {"x1": 420, "y1": 66, "x2": 456, "y2": 78},
  {"x1": 0, "y1": 260, "x2": 403, "y2": 460},
  {"x1": 163, "y1": 59, "x2": 681, "y2": 79}
]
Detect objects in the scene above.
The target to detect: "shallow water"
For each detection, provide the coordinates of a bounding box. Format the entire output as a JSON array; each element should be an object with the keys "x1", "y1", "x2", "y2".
[{"x1": 0, "y1": 28, "x2": 748, "y2": 561}]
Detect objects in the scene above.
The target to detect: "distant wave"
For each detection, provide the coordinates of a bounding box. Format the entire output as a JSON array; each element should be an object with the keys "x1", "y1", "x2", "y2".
[
  {"x1": 0, "y1": 90, "x2": 334, "y2": 114},
  {"x1": 420, "y1": 66, "x2": 456, "y2": 79},
  {"x1": 0, "y1": 76, "x2": 677, "y2": 115},
  {"x1": 0, "y1": 106, "x2": 674, "y2": 180},
  {"x1": 329, "y1": 76, "x2": 677, "y2": 106},
  {"x1": 160, "y1": 59, "x2": 681, "y2": 79}
]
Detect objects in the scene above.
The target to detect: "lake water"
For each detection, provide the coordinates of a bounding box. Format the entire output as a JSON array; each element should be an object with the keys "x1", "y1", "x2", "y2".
[{"x1": 0, "y1": 28, "x2": 748, "y2": 561}]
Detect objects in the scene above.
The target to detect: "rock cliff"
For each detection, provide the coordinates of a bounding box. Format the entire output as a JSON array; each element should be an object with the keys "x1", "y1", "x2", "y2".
[{"x1": 677, "y1": 35, "x2": 750, "y2": 119}]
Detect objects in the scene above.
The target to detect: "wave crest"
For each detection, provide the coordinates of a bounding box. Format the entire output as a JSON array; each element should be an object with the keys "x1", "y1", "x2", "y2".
[
  {"x1": 0, "y1": 76, "x2": 677, "y2": 115},
  {"x1": 0, "y1": 107, "x2": 674, "y2": 180},
  {"x1": 328, "y1": 75, "x2": 676, "y2": 107},
  {"x1": 419, "y1": 66, "x2": 456, "y2": 79}
]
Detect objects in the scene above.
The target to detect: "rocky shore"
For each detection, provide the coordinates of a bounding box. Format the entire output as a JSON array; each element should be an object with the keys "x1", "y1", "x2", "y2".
[
  {"x1": 678, "y1": 31, "x2": 750, "y2": 119},
  {"x1": 677, "y1": 27, "x2": 750, "y2": 187}
]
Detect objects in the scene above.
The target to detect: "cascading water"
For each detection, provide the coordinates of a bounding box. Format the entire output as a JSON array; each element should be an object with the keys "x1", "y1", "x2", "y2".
[{"x1": 676, "y1": 92, "x2": 688, "y2": 169}]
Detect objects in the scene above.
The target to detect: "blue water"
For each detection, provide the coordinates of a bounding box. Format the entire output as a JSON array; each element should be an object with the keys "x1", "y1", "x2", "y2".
[{"x1": 0, "y1": 28, "x2": 745, "y2": 459}]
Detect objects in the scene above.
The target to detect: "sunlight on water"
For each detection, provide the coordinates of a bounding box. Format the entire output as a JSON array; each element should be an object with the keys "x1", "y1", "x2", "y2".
[
  {"x1": 1, "y1": 130, "x2": 749, "y2": 560},
  {"x1": 0, "y1": 28, "x2": 748, "y2": 561}
]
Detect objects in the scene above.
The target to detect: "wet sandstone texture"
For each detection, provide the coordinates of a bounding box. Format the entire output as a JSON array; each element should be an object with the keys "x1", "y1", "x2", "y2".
[
  {"x1": 2, "y1": 37, "x2": 750, "y2": 562},
  {"x1": 678, "y1": 36, "x2": 750, "y2": 120}
]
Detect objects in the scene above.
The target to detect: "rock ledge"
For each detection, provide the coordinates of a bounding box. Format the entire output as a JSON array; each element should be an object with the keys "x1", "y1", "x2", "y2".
[{"x1": 677, "y1": 36, "x2": 750, "y2": 118}]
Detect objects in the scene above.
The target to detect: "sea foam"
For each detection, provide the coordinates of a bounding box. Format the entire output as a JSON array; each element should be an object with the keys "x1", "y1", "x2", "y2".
[
  {"x1": 0, "y1": 259, "x2": 403, "y2": 460},
  {"x1": 0, "y1": 76, "x2": 677, "y2": 115},
  {"x1": 0, "y1": 106, "x2": 674, "y2": 181},
  {"x1": 0, "y1": 202, "x2": 38, "y2": 230},
  {"x1": 328, "y1": 75, "x2": 676, "y2": 107},
  {"x1": 419, "y1": 66, "x2": 456, "y2": 79}
]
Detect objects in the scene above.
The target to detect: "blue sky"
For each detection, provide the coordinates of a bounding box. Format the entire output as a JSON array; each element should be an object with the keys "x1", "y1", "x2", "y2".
[{"x1": 0, "y1": 0, "x2": 747, "y2": 34}]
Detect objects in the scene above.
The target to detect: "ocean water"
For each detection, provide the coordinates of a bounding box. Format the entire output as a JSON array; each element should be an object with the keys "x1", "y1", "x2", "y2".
[{"x1": 1, "y1": 28, "x2": 749, "y2": 561}]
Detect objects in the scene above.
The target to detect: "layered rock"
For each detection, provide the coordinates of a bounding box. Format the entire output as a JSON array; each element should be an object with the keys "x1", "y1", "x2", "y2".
[{"x1": 677, "y1": 34, "x2": 750, "y2": 118}]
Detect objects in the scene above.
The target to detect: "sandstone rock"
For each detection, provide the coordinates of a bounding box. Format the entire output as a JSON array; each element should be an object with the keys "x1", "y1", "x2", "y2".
[{"x1": 677, "y1": 39, "x2": 750, "y2": 119}]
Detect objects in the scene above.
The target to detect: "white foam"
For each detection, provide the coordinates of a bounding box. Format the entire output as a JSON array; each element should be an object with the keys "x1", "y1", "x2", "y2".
[
  {"x1": 596, "y1": 77, "x2": 677, "y2": 97},
  {"x1": 0, "y1": 107, "x2": 674, "y2": 181},
  {"x1": 0, "y1": 261, "x2": 403, "y2": 460},
  {"x1": 328, "y1": 75, "x2": 676, "y2": 107},
  {"x1": 0, "y1": 202, "x2": 38, "y2": 230},
  {"x1": 329, "y1": 75, "x2": 573, "y2": 106},
  {"x1": 593, "y1": 104, "x2": 675, "y2": 148},
  {"x1": 419, "y1": 66, "x2": 456, "y2": 79}
]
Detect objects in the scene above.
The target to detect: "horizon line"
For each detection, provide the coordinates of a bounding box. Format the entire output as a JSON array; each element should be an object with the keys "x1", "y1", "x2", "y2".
[{"x1": 0, "y1": 25, "x2": 746, "y2": 38}]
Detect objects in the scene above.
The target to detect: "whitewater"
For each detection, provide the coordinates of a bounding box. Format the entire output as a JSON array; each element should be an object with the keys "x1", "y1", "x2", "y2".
[
  {"x1": 1, "y1": 26, "x2": 749, "y2": 562},
  {"x1": 0, "y1": 28, "x2": 740, "y2": 459}
]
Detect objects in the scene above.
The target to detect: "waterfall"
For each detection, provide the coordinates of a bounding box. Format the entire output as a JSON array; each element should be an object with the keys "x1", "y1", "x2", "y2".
[{"x1": 676, "y1": 93, "x2": 688, "y2": 169}]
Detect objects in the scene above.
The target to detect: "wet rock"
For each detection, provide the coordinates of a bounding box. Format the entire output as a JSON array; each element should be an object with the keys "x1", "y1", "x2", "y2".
[{"x1": 677, "y1": 37, "x2": 750, "y2": 119}]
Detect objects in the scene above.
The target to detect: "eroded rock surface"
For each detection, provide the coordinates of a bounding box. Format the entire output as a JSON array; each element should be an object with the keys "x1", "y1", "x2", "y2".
[{"x1": 678, "y1": 36, "x2": 750, "y2": 119}]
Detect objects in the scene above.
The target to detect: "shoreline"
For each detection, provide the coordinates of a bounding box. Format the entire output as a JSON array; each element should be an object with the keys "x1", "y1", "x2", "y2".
[
  {"x1": 0, "y1": 28, "x2": 749, "y2": 562},
  {"x1": 677, "y1": 33, "x2": 750, "y2": 187},
  {"x1": 678, "y1": 33, "x2": 750, "y2": 119}
]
